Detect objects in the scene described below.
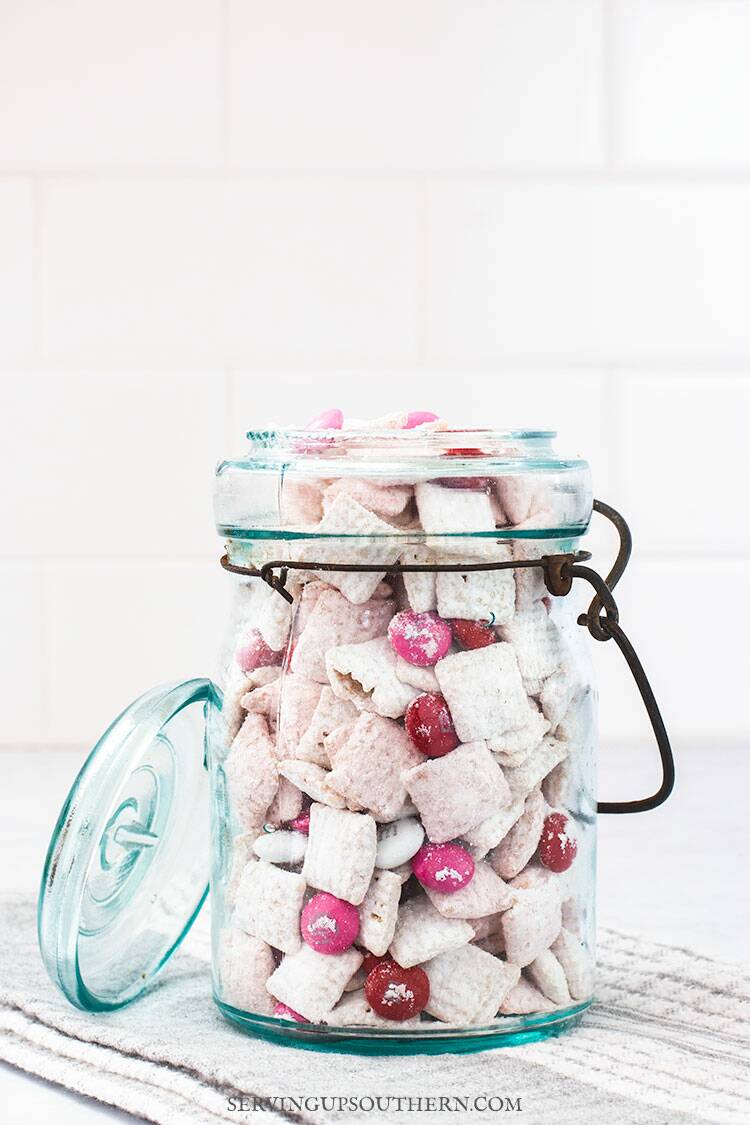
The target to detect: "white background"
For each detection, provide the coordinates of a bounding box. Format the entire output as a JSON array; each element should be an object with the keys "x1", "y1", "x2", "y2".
[{"x1": 1, "y1": 4, "x2": 749, "y2": 1121}]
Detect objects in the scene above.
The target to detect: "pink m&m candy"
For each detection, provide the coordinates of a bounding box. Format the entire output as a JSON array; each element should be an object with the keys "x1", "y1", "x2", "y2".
[
  {"x1": 306, "y1": 407, "x2": 344, "y2": 430},
  {"x1": 236, "y1": 629, "x2": 284, "y2": 673},
  {"x1": 412, "y1": 842, "x2": 475, "y2": 894},
  {"x1": 295, "y1": 407, "x2": 345, "y2": 453},
  {"x1": 387, "y1": 611, "x2": 452, "y2": 667},
  {"x1": 404, "y1": 411, "x2": 439, "y2": 428},
  {"x1": 300, "y1": 892, "x2": 359, "y2": 954},
  {"x1": 273, "y1": 1002, "x2": 308, "y2": 1022}
]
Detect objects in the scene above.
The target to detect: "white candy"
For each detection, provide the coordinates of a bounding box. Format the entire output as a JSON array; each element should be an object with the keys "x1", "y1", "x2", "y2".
[
  {"x1": 375, "y1": 816, "x2": 425, "y2": 870},
  {"x1": 252, "y1": 830, "x2": 308, "y2": 866}
]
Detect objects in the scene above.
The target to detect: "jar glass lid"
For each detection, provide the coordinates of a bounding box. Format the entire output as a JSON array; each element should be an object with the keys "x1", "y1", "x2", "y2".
[{"x1": 38, "y1": 679, "x2": 214, "y2": 1011}]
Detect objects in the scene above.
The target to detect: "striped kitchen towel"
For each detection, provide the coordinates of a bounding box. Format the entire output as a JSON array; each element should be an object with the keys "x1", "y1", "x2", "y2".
[{"x1": 0, "y1": 895, "x2": 747, "y2": 1125}]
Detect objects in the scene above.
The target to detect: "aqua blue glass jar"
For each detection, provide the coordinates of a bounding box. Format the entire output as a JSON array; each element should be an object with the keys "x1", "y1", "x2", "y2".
[{"x1": 38, "y1": 426, "x2": 673, "y2": 1053}]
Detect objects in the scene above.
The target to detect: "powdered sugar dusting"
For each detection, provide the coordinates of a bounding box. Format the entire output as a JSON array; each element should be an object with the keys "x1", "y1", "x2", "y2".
[
  {"x1": 435, "y1": 866, "x2": 462, "y2": 883},
  {"x1": 383, "y1": 981, "x2": 415, "y2": 1006},
  {"x1": 309, "y1": 913, "x2": 337, "y2": 933}
]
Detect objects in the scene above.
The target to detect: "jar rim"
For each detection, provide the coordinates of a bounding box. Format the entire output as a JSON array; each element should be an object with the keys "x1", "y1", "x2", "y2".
[
  {"x1": 246, "y1": 426, "x2": 558, "y2": 439},
  {"x1": 214, "y1": 425, "x2": 592, "y2": 541},
  {"x1": 223, "y1": 427, "x2": 587, "y2": 473}
]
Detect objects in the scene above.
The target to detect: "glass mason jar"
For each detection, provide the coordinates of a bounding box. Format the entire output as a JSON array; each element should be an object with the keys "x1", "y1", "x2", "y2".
[{"x1": 38, "y1": 425, "x2": 673, "y2": 1053}]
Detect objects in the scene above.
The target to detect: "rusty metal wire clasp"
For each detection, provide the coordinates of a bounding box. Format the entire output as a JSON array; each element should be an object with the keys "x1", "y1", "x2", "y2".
[
  {"x1": 220, "y1": 499, "x2": 674, "y2": 817},
  {"x1": 542, "y1": 500, "x2": 674, "y2": 815}
]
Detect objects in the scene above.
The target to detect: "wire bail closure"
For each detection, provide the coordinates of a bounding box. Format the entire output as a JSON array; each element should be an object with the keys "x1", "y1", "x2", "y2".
[{"x1": 220, "y1": 499, "x2": 674, "y2": 816}]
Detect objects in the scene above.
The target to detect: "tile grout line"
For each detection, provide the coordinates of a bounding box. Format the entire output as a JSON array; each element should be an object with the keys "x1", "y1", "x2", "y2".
[
  {"x1": 3, "y1": 167, "x2": 750, "y2": 183},
  {"x1": 2, "y1": 360, "x2": 750, "y2": 377}
]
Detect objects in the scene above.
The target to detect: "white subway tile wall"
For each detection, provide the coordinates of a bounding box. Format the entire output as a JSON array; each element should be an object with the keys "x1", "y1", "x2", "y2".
[
  {"x1": 227, "y1": 0, "x2": 605, "y2": 169},
  {"x1": 0, "y1": 1, "x2": 747, "y2": 751},
  {"x1": 0, "y1": 180, "x2": 33, "y2": 361},
  {"x1": 613, "y1": 0, "x2": 750, "y2": 168},
  {"x1": 0, "y1": 0, "x2": 224, "y2": 168}
]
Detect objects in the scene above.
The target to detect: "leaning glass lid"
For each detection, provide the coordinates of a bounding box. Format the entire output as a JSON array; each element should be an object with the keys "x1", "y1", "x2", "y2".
[{"x1": 38, "y1": 679, "x2": 216, "y2": 1011}]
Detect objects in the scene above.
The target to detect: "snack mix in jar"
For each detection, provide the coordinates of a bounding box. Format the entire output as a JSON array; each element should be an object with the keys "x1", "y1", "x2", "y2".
[
  {"x1": 212, "y1": 410, "x2": 602, "y2": 1043},
  {"x1": 39, "y1": 407, "x2": 673, "y2": 1052}
]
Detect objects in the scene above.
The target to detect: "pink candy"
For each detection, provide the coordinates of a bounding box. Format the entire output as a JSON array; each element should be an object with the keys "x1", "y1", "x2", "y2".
[
  {"x1": 404, "y1": 411, "x2": 439, "y2": 428},
  {"x1": 300, "y1": 892, "x2": 360, "y2": 954},
  {"x1": 387, "y1": 611, "x2": 453, "y2": 667},
  {"x1": 236, "y1": 629, "x2": 284, "y2": 673},
  {"x1": 306, "y1": 408, "x2": 344, "y2": 430},
  {"x1": 412, "y1": 842, "x2": 475, "y2": 894},
  {"x1": 273, "y1": 1002, "x2": 308, "y2": 1022},
  {"x1": 288, "y1": 813, "x2": 310, "y2": 835},
  {"x1": 295, "y1": 408, "x2": 345, "y2": 453}
]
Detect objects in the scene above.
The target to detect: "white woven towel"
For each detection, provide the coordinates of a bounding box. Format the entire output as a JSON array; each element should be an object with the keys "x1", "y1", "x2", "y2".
[{"x1": 1, "y1": 895, "x2": 747, "y2": 1125}]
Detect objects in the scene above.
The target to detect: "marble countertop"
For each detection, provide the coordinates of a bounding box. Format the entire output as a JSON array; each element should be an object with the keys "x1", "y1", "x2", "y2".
[{"x1": 1, "y1": 743, "x2": 746, "y2": 1123}]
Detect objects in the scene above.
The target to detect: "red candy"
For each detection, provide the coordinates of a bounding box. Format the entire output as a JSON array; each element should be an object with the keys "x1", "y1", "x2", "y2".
[
  {"x1": 288, "y1": 813, "x2": 310, "y2": 835},
  {"x1": 435, "y1": 447, "x2": 492, "y2": 489},
  {"x1": 300, "y1": 892, "x2": 360, "y2": 954},
  {"x1": 451, "y1": 618, "x2": 497, "y2": 650},
  {"x1": 412, "y1": 842, "x2": 475, "y2": 894},
  {"x1": 404, "y1": 693, "x2": 459, "y2": 757},
  {"x1": 273, "y1": 1002, "x2": 308, "y2": 1022},
  {"x1": 236, "y1": 629, "x2": 284, "y2": 673},
  {"x1": 436, "y1": 476, "x2": 493, "y2": 491},
  {"x1": 365, "y1": 959, "x2": 430, "y2": 1021},
  {"x1": 387, "y1": 611, "x2": 453, "y2": 667},
  {"x1": 538, "y1": 812, "x2": 578, "y2": 873},
  {"x1": 361, "y1": 952, "x2": 388, "y2": 976}
]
